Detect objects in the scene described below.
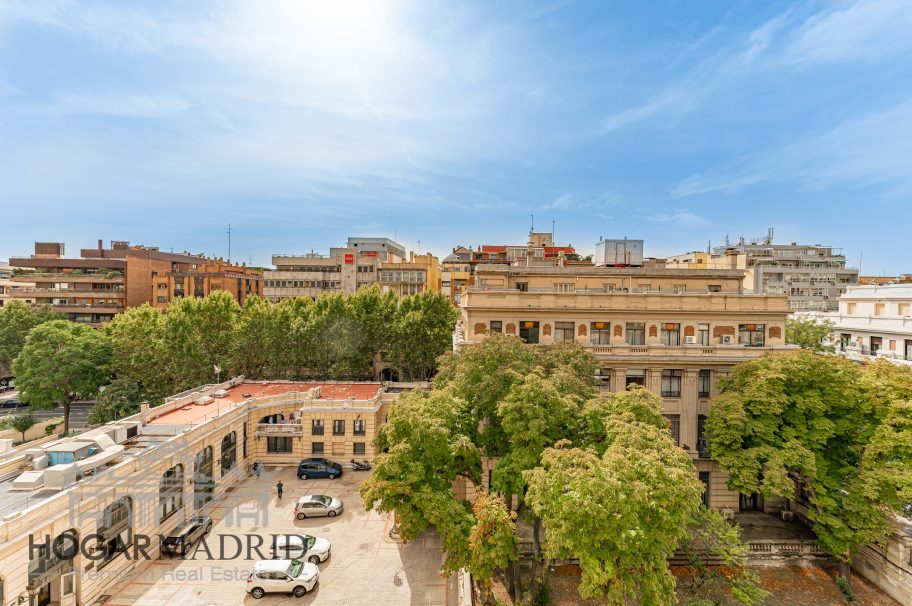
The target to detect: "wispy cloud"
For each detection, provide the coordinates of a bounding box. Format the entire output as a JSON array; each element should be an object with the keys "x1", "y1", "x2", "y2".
[
  {"x1": 646, "y1": 209, "x2": 709, "y2": 228},
  {"x1": 0, "y1": 78, "x2": 21, "y2": 97},
  {"x1": 671, "y1": 99, "x2": 912, "y2": 197},
  {"x1": 542, "y1": 190, "x2": 620, "y2": 210},
  {"x1": 49, "y1": 92, "x2": 190, "y2": 117}
]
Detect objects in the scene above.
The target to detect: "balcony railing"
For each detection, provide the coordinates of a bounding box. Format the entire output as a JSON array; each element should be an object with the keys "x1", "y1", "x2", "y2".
[
  {"x1": 256, "y1": 422, "x2": 303, "y2": 437},
  {"x1": 584, "y1": 344, "x2": 780, "y2": 358}
]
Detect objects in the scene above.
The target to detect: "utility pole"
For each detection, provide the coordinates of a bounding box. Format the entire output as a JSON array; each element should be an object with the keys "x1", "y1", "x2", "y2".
[{"x1": 226, "y1": 223, "x2": 233, "y2": 262}]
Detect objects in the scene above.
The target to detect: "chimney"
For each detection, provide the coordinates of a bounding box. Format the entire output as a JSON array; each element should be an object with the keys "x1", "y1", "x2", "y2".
[{"x1": 98, "y1": 239, "x2": 103, "y2": 254}]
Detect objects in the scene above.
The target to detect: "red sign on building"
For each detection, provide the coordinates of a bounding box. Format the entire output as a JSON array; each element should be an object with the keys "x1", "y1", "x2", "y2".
[{"x1": 344, "y1": 253, "x2": 355, "y2": 264}]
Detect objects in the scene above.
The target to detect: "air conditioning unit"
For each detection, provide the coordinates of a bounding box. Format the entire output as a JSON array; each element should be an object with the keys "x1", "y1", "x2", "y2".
[
  {"x1": 721, "y1": 335, "x2": 733, "y2": 344},
  {"x1": 684, "y1": 336, "x2": 697, "y2": 344}
]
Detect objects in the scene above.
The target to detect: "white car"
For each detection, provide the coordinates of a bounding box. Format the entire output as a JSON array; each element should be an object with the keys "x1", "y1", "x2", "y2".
[
  {"x1": 295, "y1": 494, "x2": 343, "y2": 519},
  {"x1": 269, "y1": 534, "x2": 332, "y2": 564},
  {"x1": 246, "y1": 559, "x2": 319, "y2": 599}
]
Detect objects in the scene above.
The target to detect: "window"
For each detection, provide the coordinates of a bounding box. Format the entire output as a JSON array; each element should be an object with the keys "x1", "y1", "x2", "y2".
[
  {"x1": 637, "y1": 283, "x2": 652, "y2": 293},
  {"x1": 311, "y1": 420, "x2": 324, "y2": 436},
  {"x1": 353, "y1": 419, "x2": 366, "y2": 436},
  {"x1": 554, "y1": 283, "x2": 575, "y2": 293},
  {"x1": 516, "y1": 282, "x2": 528, "y2": 292},
  {"x1": 590, "y1": 322, "x2": 610, "y2": 345},
  {"x1": 698, "y1": 370, "x2": 711, "y2": 398},
  {"x1": 900, "y1": 303, "x2": 911, "y2": 317},
  {"x1": 625, "y1": 369, "x2": 646, "y2": 388},
  {"x1": 160, "y1": 464, "x2": 184, "y2": 522},
  {"x1": 708, "y1": 284, "x2": 722, "y2": 293},
  {"x1": 312, "y1": 442, "x2": 324, "y2": 455},
  {"x1": 875, "y1": 303, "x2": 885, "y2": 316},
  {"x1": 242, "y1": 422, "x2": 247, "y2": 458},
  {"x1": 332, "y1": 420, "x2": 345, "y2": 436},
  {"x1": 220, "y1": 432, "x2": 236, "y2": 476},
  {"x1": 698, "y1": 415, "x2": 709, "y2": 457},
  {"x1": 699, "y1": 472, "x2": 711, "y2": 507},
  {"x1": 267, "y1": 437, "x2": 293, "y2": 453},
  {"x1": 99, "y1": 497, "x2": 132, "y2": 566},
  {"x1": 660, "y1": 323, "x2": 681, "y2": 346},
  {"x1": 157, "y1": 296, "x2": 168, "y2": 304},
  {"x1": 661, "y1": 369, "x2": 682, "y2": 397},
  {"x1": 194, "y1": 446, "x2": 214, "y2": 510},
  {"x1": 353, "y1": 442, "x2": 366, "y2": 455},
  {"x1": 738, "y1": 324, "x2": 765, "y2": 347},
  {"x1": 489, "y1": 320, "x2": 503, "y2": 333},
  {"x1": 696, "y1": 323, "x2": 710, "y2": 346},
  {"x1": 554, "y1": 321, "x2": 575, "y2": 343},
  {"x1": 847, "y1": 302, "x2": 857, "y2": 315},
  {"x1": 625, "y1": 322, "x2": 646, "y2": 345},
  {"x1": 664, "y1": 414, "x2": 680, "y2": 445},
  {"x1": 672, "y1": 284, "x2": 686, "y2": 294},
  {"x1": 519, "y1": 321, "x2": 540, "y2": 344}
]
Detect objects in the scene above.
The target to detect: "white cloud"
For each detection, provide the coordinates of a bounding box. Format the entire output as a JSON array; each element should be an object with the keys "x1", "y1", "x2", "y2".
[
  {"x1": 647, "y1": 209, "x2": 709, "y2": 228},
  {"x1": 49, "y1": 92, "x2": 189, "y2": 117},
  {"x1": 670, "y1": 100, "x2": 912, "y2": 197}
]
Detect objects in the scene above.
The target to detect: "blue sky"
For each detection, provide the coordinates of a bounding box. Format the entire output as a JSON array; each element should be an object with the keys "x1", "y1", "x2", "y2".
[{"x1": 1, "y1": 1, "x2": 910, "y2": 274}]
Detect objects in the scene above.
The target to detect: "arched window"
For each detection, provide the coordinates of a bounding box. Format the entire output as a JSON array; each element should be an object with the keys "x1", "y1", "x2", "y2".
[
  {"x1": 221, "y1": 432, "x2": 237, "y2": 476},
  {"x1": 160, "y1": 464, "x2": 184, "y2": 522},
  {"x1": 194, "y1": 446, "x2": 214, "y2": 510},
  {"x1": 260, "y1": 413, "x2": 284, "y2": 424},
  {"x1": 99, "y1": 497, "x2": 132, "y2": 566}
]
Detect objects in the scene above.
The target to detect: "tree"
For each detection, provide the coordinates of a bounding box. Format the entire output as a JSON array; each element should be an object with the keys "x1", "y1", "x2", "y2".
[
  {"x1": 13, "y1": 320, "x2": 113, "y2": 434},
  {"x1": 707, "y1": 352, "x2": 912, "y2": 585},
  {"x1": 468, "y1": 491, "x2": 517, "y2": 605},
  {"x1": 90, "y1": 378, "x2": 144, "y2": 424},
  {"x1": 525, "y1": 388, "x2": 704, "y2": 605},
  {"x1": 785, "y1": 316, "x2": 834, "y2": 352},
  {"x1": 233, "y1": 295, "x2": 286, "y2": 379},
  {"x1": 163, "y1": 292, "x2": 239, "y2": 388},
  {"x1": 387, "y1": 291, "x2": 459, "y2": 381},
  {"x1": 106, "y1": 304, "x2": 172, "y2": 402},
  {"x1": 676, "y1": 507, "x2": 768, "y2": 606},
  {"x1": 6, "y1": 413, "x2": 38, "y2": 444},
  {"x1": 0, "y1": 301, "x2": 64, "y2": 374}
]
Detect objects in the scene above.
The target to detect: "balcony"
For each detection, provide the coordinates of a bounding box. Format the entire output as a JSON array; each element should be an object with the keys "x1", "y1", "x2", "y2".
[
  {"x1": 256, "y1": 422, "x2": 304, "y2": 437},
  {"x1": 8, "y1": 287, "x2": 124, "y2": 297},
  {"x1": 584, "y1": 343, "x2": 788, "y2": 360}
]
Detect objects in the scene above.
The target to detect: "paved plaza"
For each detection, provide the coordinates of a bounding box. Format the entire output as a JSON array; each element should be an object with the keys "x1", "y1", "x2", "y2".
[{"x1": 101, "y1": 466, "x2": 455, "y2": 606}]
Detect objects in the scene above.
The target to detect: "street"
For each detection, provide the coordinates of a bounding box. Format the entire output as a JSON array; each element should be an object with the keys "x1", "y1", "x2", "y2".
[{"x1": 0, "y1": 390, "x2": 95, "y2": 426}]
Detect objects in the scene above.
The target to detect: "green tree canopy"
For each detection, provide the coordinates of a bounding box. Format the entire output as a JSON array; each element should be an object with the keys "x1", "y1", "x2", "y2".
[
  {"x1": 0, "y1": 301, "x2": 64, "y2": 374},
  {"x1": 6, "y1": 413, "x2": 38, "y2": 444},
  {"x1": 525, "y1": 388, "x2": 704, "y2": 604},
  {"x1": 707, "y1": 352, "x2": 912, "y2": 579},
  {"x1": 13, "y1": 320, "x2": 113, "y2": 434},
  {"x1": 785, "y1": 316, "x2": 835, "y2": 352}
]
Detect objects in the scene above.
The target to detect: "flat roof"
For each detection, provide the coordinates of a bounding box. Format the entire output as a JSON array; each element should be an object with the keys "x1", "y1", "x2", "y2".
[{"x1": 147, "y1": 382, "x2": 383, "y2": 426}]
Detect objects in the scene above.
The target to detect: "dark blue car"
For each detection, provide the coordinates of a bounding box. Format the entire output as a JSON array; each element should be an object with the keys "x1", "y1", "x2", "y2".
[{"x1": 297, "y1": 458, "x2": 343, "y2": 480}]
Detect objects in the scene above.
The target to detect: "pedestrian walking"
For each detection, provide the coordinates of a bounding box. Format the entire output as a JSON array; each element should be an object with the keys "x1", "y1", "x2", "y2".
[{"x1": 276, "y1": 480, "x2": 284, "y2": 499}]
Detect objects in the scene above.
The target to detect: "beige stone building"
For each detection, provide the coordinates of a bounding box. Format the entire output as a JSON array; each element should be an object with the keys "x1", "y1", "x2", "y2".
[
  {"x1": 378, "y1": 252, "x2": 442, "y2": 298},
  {"x1": 458, "y1": 264, "x2": 793, "y2": 511},
  {"x1": 0, "y1": 378, "x2": 394, "y2": 606}
]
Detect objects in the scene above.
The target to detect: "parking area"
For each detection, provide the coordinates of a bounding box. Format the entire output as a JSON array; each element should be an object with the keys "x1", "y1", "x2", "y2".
[{"x1": 103, "y1": 466, "x2": 455, "y2": 606}]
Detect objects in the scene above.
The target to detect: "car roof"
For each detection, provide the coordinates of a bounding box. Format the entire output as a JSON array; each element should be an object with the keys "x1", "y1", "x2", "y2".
[
  {"x1": 253, "y1": 559, "x2": 296, "y2": 571},
  {"x1": 275, "y1": 534, "x2": 311, "y2": 545},
  {"x1": 299, "y1": 494, "x2": 327, "y2": 502}
]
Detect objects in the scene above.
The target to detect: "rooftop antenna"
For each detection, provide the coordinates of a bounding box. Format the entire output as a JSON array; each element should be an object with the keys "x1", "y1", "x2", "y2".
[
  {"x1": 226, "y1": 223, "x2": 232, "y2": 262},
  {"x1": 530, "y1": 213, "x2": 534, "y2": 233},
  {"x1": 552, "y1": 219, "x2": 555, "y2": 242},
  {"x1": 417, "y1": 240, "x2": 421, "y2": 255}
]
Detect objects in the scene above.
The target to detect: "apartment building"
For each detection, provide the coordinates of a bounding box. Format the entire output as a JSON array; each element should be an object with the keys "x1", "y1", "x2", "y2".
[
  {"x1": 667, "y1": 235, "x2": 858, "y2": 311},
  {"x1": 265, "y1": 237, "x2": 441, "y2": 301},
  {"x1": 804, "y1": 283, "x2": 912, "y2": 365},
  {"x1": 0, "y1": 378, "x2": 397, "y2": 606},
  {"x1": 8, "y1": 242, "x2": 128, "y2": 325},
  {"x1": 378, "y1": 252, "x2": 441, "y2": 297},
  {"x1": 458, "y1": 264, "x2": 792, "y2": 511},
  {"x1": 0, "y1": 262, "x2": 35, "y2": 309},
  {"x1": 150, "y1": 260, "x2": 263, "y2": 309}
]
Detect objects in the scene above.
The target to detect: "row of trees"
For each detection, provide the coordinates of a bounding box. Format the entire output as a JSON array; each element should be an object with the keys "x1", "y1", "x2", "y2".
[
  {"x1": 361, "y1": 335, "x2": 764, "y2": 605},
  {"x1": 0, "y1": 288, "x2": 458, "y2": 431},
  {"x1": 708, "y1": 350, "x2": 912, "y2": 586}
]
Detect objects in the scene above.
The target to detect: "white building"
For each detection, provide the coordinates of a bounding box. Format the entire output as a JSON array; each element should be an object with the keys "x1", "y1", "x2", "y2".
[{"x1": 814, "y1": 283, "x2": 912, "y2": 366}]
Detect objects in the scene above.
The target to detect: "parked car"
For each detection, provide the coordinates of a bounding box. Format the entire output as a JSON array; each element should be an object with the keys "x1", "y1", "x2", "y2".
[
  {"x1": 0, "y1": 400, "x2": 25, "y2": 409},
  {"x1": 268, "y1": 534, "x2": 331, "y2": 564},
  {"x1": 161, "y1": 515, "x2": 213, "y2": 556},
  {"x1": 297, "y1": 458, "x2": 343, "y2": 480},
  {"x1": 295, "y1": 494, "x2": 343, "y2": 520},
  {"x1": 246, "y1": 559, "x2": 319, "y2": 599}
]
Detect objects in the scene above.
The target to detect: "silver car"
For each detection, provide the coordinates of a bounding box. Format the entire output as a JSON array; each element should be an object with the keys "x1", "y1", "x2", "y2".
[{"x1": 295, "y1": 494, "x2": 343, "y2": 520}]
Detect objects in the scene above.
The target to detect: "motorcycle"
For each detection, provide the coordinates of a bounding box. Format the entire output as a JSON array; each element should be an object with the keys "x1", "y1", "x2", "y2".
[{"x1": 350, "y1": 459, "x2": 373, "y2": 471}]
